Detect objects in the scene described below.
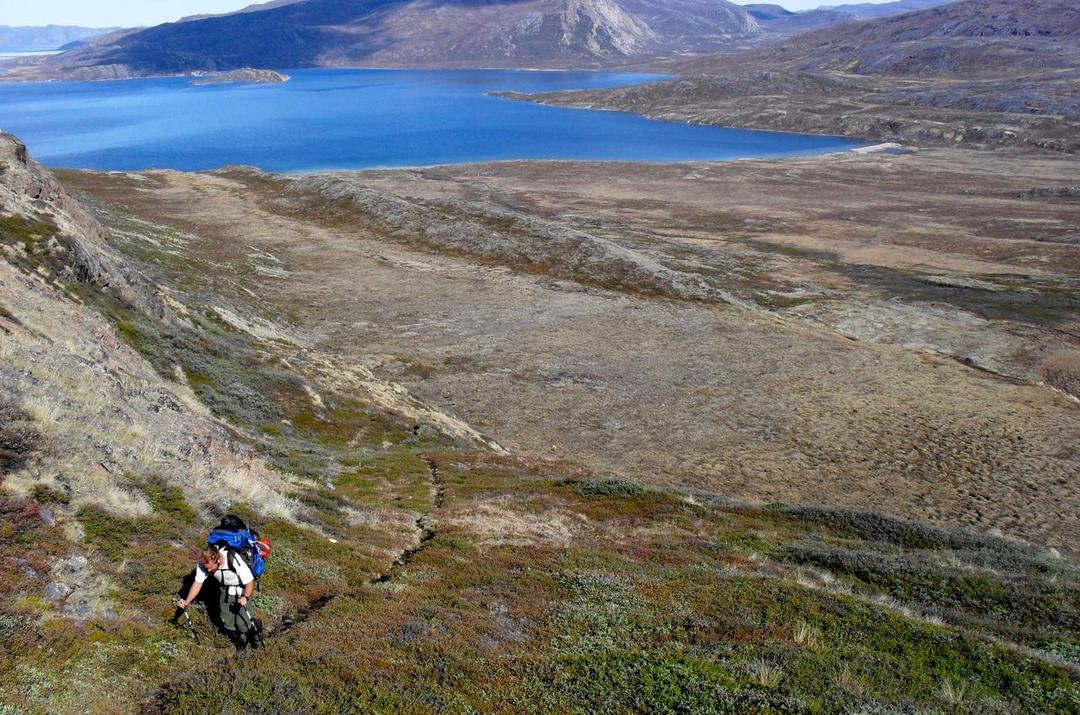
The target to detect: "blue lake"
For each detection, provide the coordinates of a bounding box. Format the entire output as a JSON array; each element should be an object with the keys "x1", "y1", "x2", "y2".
[{"x1": 0, "y1": 69, "x2": 863, "y2": 172}]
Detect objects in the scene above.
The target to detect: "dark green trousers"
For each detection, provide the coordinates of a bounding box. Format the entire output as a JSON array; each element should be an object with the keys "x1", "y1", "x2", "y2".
[{"x1": 219, "y1": 590, "x2": 252, "y2": 645}]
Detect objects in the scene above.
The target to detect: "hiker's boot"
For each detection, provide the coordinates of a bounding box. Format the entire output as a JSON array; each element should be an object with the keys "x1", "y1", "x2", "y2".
[{"x1": 248, "y1": 617, "x2": 265, "y2": 649}]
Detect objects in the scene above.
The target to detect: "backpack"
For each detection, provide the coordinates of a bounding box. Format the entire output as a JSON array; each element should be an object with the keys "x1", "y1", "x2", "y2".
[{"x1": 207, "y1": 514, "x2": 272, "y2": 579}]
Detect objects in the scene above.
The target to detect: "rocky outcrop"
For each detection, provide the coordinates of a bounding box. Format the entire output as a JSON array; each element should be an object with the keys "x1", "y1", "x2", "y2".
[
  {"x1": 0, "y1": 131, "x2": 304, "y2": 528},
  {"x1": 0, "y1": 133, "x2": 162, "y2": 315}
]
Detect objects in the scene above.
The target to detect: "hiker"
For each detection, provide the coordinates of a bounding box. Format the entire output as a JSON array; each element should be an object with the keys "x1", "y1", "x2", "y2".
[{"x1": 177, "y1": 545, "x2": 256, "y2": 651}]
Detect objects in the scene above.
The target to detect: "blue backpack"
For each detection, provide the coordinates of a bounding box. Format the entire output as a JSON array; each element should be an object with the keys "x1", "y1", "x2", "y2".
[{"x1": 208, "y1": 515, "x2": 271, "y2": 579}]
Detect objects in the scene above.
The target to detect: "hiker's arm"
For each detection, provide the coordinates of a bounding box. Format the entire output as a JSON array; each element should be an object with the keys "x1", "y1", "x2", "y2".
[
  {"x1": 177, "y1": 581, "x2": 202, "y2": 609},
  {"x1": 239, "y1": 581, "x2": 254, "y2": 605}
]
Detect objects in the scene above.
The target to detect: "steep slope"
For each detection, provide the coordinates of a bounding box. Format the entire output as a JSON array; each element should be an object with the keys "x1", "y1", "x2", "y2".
[
  {"x1": 11, "y1": 0, "x2": 760, "y2": 78},
  {"x1": 0, "y1": 132, "x2": 486, "y2": 708}
]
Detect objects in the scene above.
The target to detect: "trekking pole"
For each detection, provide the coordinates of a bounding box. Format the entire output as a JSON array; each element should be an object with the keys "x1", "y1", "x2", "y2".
[
  {"x1": 242, "y1": 604, "x2": 265, "y2": 648},
  {"x1": 171, "y1": 605, "x2": 201, "y2": 645}
]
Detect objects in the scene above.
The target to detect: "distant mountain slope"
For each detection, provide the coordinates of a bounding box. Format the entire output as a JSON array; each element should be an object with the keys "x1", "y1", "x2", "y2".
[
  {"x1": 819, "y1": 0, "x2": 954, "y2": 20},
  {"x1": 690, "y1": 0, "x2": 1080, "y2": 76},
  {"x1": 0, "y1": 25, "x2": 119, "y2": 50},
  {"x1": 14, "y1": 0, "x2": 761, "y2": 78},
  {"x1": 750, "y1": 0, "x2": 957, "y2": 36},
  {"x1": 178, "y1": 0, "x2": 310, "y2": 22},
  {"x1": 747, "y1": 7, "x2": 854, "y2": 34},
  {"x1": 742, "y1": 3, "x2": 794, "y2": 22}
]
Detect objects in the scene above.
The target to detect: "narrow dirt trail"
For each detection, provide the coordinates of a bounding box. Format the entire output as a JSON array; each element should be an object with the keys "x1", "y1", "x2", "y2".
[
  {"x1": 374, "y1": 456, "x2": 445, "y2": 585},
  {"x1": 270, "y1": 456, "x2": 446, "y2": 631}
]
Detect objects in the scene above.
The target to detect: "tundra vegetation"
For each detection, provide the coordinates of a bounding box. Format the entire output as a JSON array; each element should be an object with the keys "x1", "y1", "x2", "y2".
[{"x1": 0, "y1": 132, "x2": 1077, "y2": 714}]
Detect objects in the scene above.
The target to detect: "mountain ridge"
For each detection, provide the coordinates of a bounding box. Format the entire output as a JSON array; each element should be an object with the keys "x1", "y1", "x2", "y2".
[
  {"x1": 0, "y1": 25, "x2": 119, "y2": 50},
  {"x1": 7, "y1": 0, "x2": 762, "y2": 78},
  {"x1": 746, "y1": 0, "x2": 956, "y2": 35}
]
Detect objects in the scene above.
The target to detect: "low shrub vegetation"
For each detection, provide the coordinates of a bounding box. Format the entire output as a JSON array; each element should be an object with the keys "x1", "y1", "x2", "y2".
[{"x1": 2, "y1": 193, "x2": 1077, "y2": 714}]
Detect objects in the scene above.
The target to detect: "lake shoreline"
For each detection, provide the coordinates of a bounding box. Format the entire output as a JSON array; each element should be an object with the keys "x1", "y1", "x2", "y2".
[{"x1": 0, "y1": 68, "x2": 864, "y2": 173}]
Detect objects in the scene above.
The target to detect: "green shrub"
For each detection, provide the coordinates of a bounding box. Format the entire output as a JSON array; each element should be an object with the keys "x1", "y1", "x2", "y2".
[{"x1": 568, "y1": 479, "x2": 646, "y2": 498}]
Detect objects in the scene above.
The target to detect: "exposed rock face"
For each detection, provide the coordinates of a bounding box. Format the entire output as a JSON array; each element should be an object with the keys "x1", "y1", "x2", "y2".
[
  {"x1": 0, "y1": 132, "x2": 305, "y2": 527},
  {"x1": 6, "y1": 0, "x2": 761, "y2": 78},
  {"x1": 555, "y1": 0, "x2": 657, "y2": 56},
  {"x1": 0, "y1": 133, "x2": 161, "y2": 314}
]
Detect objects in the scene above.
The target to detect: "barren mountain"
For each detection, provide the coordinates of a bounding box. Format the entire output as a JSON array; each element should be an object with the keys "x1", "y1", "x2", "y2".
[
  {"x1": 9, "y1": 0, "x2": 761, "y2": 79},
  {"x1": 823, "y1": 0, "x2": 956, "y2": 20}
]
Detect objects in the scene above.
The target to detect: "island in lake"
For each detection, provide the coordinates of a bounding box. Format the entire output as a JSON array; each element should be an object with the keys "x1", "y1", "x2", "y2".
[{"x1": 192, "y1": 68, "x2": 289, "y2": 85}]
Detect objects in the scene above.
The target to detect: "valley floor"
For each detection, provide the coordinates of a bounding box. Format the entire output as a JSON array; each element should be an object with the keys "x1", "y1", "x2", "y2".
[{"x1": 60, "y1": 146, "x2": 1080, "y2": 555}]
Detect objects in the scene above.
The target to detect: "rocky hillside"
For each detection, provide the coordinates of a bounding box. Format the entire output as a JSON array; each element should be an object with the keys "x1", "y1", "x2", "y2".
[{"x1": 7, "y1": 0, "x2": 761, "y2": 79}]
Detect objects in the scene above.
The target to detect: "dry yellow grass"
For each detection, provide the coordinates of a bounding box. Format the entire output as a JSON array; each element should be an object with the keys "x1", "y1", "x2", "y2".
[
  {"x1": 0, "y1": 256, "x2": 302, "y2": 522},
  {"x1": 1040, "y1": 349, "x2": 1080, "y2": 397}
]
